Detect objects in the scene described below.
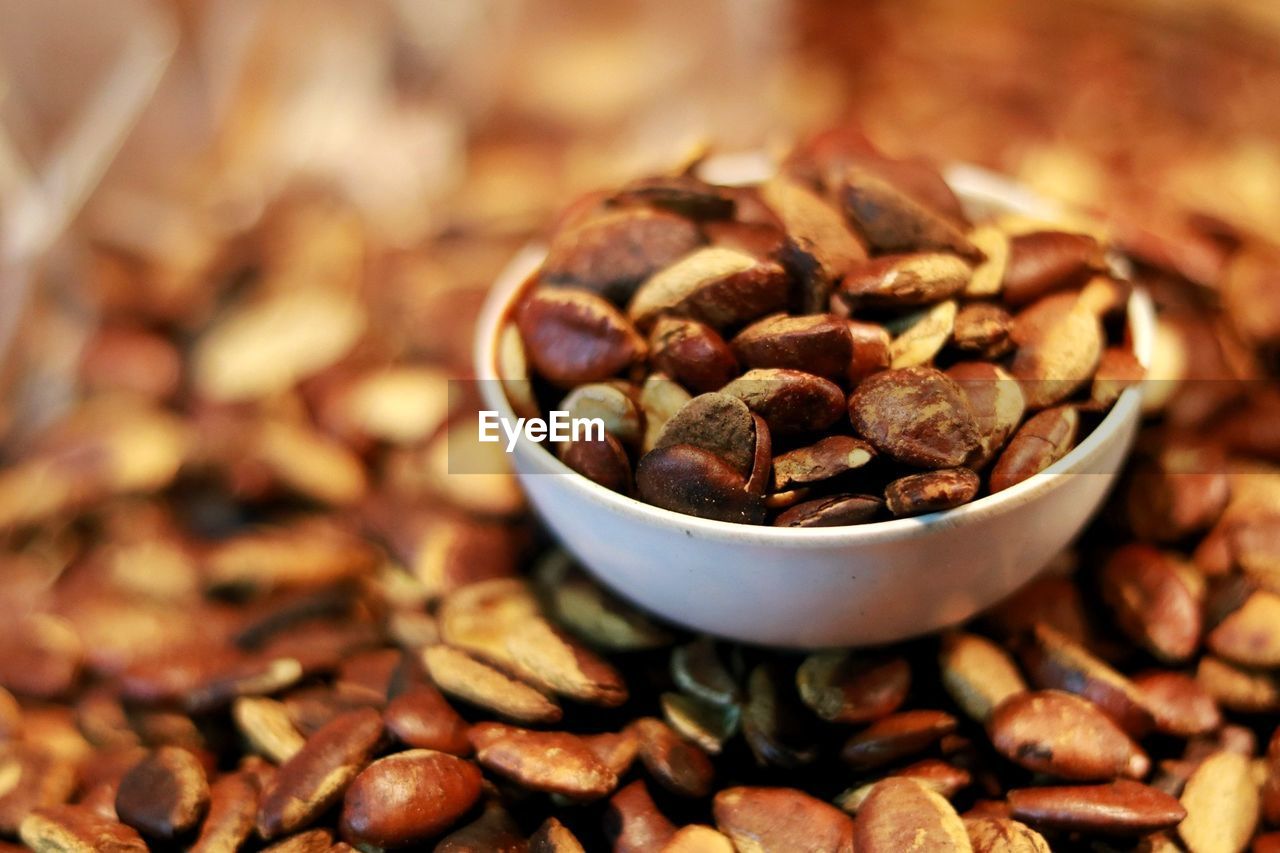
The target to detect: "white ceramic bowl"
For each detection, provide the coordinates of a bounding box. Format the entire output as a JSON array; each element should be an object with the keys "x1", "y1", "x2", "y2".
[{"x1": 475, "y1": 163, "x2": 1155, "y2": 648}]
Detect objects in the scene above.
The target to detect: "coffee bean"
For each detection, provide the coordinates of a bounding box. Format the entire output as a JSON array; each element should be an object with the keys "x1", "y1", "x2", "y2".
[
  {"x1": 1008, "y1": 780, "x2": 1185, "y2": 836},
  {"x1": 1178, "y1": 751, "x2": 1260, "y2": 853},
  {"x1": 1003, "y1": 231, "x2": 1105, "y2": 306},
  {"x1": 731, "y1": 314, "x2": 854, "y2": 382},
  {"x1": 841, "y1": 710, "x2": 958, "y2": 769},
  {"x1": 114, "y1": 746, "x2": 209, "y2": 839},
  {"x1": 650, "y1": 318, "x2": 740, "y2": 393},
  {"x1": 1100, "y1": 545, "x2": 1203, "y2": 663},
  {"x1": 855, "y1": 777, "x2": 970, "y2": 852},
  {"x1": 628, "y1": 247, "x2": 790, "y2": 331},
  {"x1": 720, "y1": 368, "x2": 846, "y2": 434},
  {"x1": 849, "y1": 366, "x2": 980, "y2": 467},
  {"x1": 714, "y1": 786, "x2": 855, "y2": 853},
  {"x1": 939, "y1": 632, "x2": 1028, "y2": 723},
  {"x1": 19, "y1": 805, "x2": 147, "y2": 853},
  {"x1": 988, "y1": 691, "x2": 1149, "y2": 781},
  {"x1": 540, "y1": 207, "x2": 704, "y2": 305},
  {"x1": 256, "y1": 707, "x2": 384, "y2": 839},
  {"x1": 772, "y1": 435, "x2": 875, "y2": 490},
  {"x1": 988, "y1": 406, "x2": 1078, "y2": 493},
  {"x1": 472, "y1": 723, "x2": 617, "y2": 799},
  {"x1": 963, "y1": 816, "x2": 1050, "y2": 852},
  {"x1": 773, "y1": 493, "x2": 884, "y2": 526},
  {"x1": 633, "y1": 717, "x2": 714, "y2": 798},
  {"x1": 340, "y1": 749, "x2": 482, "y2": 847},
  {"x1": 796, "y1": 652, "x2": 910, "y2": 723},
  {"x1": 885, "y1": 467, "x2": 980, "y2": 517}
]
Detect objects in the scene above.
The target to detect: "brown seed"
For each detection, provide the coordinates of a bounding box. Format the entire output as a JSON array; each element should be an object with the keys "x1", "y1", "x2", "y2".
[
  {"x1": 939, "y1": 632, "x2": 1028, "y2": 723},
  {"x1": 471, "y1": 723, "x2": 616, "y2": 799},
  {"x1": 847, "y1": 320, "x2": 893, "y2": 382},
  {"x1": 256, "y1": 707, "x2": 384, "y2": 839},
  {"x1": 540, "y1": 207, "x2": 704, "y2": 305},
  {"x1": 650, "y1": 318, "x2": 740, "y2": 393},
  {"x1": 1002, "y1": 231, "x2": 1105, "y2": 306},
  {"x1": 840, "y1": 252, "x2": 972, "y2": 307},
  {"x1": 1178, "y1": 751, "x2": 1259, "y2": 853},
  {"x1": 662, "y1": 824, "x2": 734, "y2": 852},
  {"x1": 636, "y1": 444, "x2": 766, "y2": 524},
  {"x1": 885, "y1": 467, "x2": 980, "y2": 517},
  {"x1": 339, "y1": 749, "x2": 482, "y2": 847},
  {"x1": 1196, "y1": 655, "x2": 1280, "y2": 713},
  {"x1": 1209, "y1": 590, "x2": 1280, "y2": 668},
  {"x1": 383, "y1": 683, "x2": 471, "y2": 756},
  {"x1": 627, "y1": 247, "x2": 790, "y2": 331},
  {"x1": 1126, "y1": 444, "x2": 1230, "y2": 543},
  {"x1": 964, "y1": 225, "x2": 1010, "y2": 297},
  {"x1": 720, "y1": 368, "x2": 846, "y2": 434},
  {"x1": 582, "y1": 729, "x2": 641, "y2": 778},
  {"x1": 515, "y1": 287, "x2": 647, "y2": 388},
  {"x1": 963, "y1": 816, "x2": 1050, "y2": 853},
  {"x1": 714, "y1": 786, "x2": 855, "y2": 853},
  {"x1": 19, "y1": 805, "x2": 147, "y2": 853},
  {"x1": 773, "y1": 493, "x2": 883, "y2": 527},
  {"x1": 557, "y1": 382, "x2": 644, "y2": 450},
  {"x1": 988, "y1": 691, "x2": 1149, "y2": 781},
  {"x1": 1010, "y1": 301, "x2": 1103, "y2": 409},
  {"x1": 529, "y1": 817, "x2": 585, "y2": 853},
  {"x1": 1100, "y1": 545, "x2": 1202, "y2": 663},
  {"x1": 1091, "y1": 347, "x2": 1145, "y2": 409},
  {"x1": 0, "y1": 745, "x2": 77, "y2": 835},
  {"x1": 1020, "y1": 623, "x2": 1156, "y2": 736},
  {"x1": 796, "y1": 652, "x2": 910, "y2": 723},
  {"x1": 189, "y1": 769, "x2": 260, "y2": 853},
  {"x1": 421, "y1": 645, "x2": 562, "y2": 725},
  {"x1": 501, "y1": 618, "x2": 629, "y2": 707},
  {"x1": 988, "y1": 406, "x2": 1078, "y2": 493},
  {"x1": 841, "y1": 710, "x2": 958, "y2": 770},
  {"x1": 1008, "y1": 780, "x2": 1185, "y2": 836},
  {"x1": 433, "y1": 799, "x2": 527, "y2": 853},
  {"x1": 560, "y1": 433, "x2": 633, "y2": 494},
  {"x1": 855, "y1": 777, "x2": 971, "y2": 852},
  {"x1": 260, "y1": 828, "x2": 333, "y2": 852},
  {"x1": 114, "y1": 746, "x2": 209, "y2": 840},
  {"x1": 771, "y1": 436, "x2": 875, "y2": 491},
  {"x1": 848, "y1": 366, "x2": 980, "y2": 468},
  {"x1": 760, "y1": 175, "x2": 867, "y2": 311},
  {"x1": 0, "y1": 614, "x2": 82, "y2": 700},
  {"x1": 535, "y1": 554, "x2": 672, "y2": 651},
  {"x1": 731, "y1": 314, "x2": 854, "y2": 382},
  {"x1": 837, "y1": 759, "x2": 973, "y2": 814},
  {"x1": 953, "y1": 302, "x2": 1015, "y2": 358},
  {"x1": 633, "y1": 717, "x2": 714, "y2": 798},
  {"x1": 839, "y1": 165, "x2": 980, "y2": 259},
  {"x1": 985, "y1": 574, "x2": 1091, "y2": 644},
  {"x1": 1133, "y1": 671, "x2": 1222, "y2": 738},
  {"x1": 607, "y1": 780, "x2": 677, "y2": 853},
  {"x1": 609, "y1": 174, "x2": 736, "y2": 221},
  {"x1": 232, "y1": 697, "x2": 305, "y2": 764},
  {"x1": 889, "y1": 299, "x2": 958, "y2": 368},
  {"x1": 654, "y1": 393, "x2": 757, "y2": 477}
]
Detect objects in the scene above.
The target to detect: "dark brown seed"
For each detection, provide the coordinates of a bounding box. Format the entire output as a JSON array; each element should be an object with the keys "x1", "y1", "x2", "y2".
[
  {"x1": 855, "y1": 778, "x2": 970, "y2": 852},
  {"x1": 744, "y1": 413, "x2": 773, "y2": 497},
  {"x1": 1002, "y1": 231, "x2": 1106, "y2": 306},
  {"x1": 885, "y1": 467, "x2": 980, "y2": 517},
  {"x1": 760, "y1": 175, "x2": 868, "y2": 308},
  {"x1": 582, "y1": 729, "x2": 641, "y2": 778},
  {"x1": 841, "y1": 710, "x2": 958, "y2": 769},
  {"x1": 383, "y1": 683, "x2": 471, "y2": 756},
  {"x1": 189, "y1": 769, "x2": 260, "y2": 853},
  {"x1": 848, "y1": 366, "x2": 980, "y2": 468},
  {"x1": 988, "y1": 690, "x2": 1149, "y2": 781},
  {"x1": 1008, "y1": 780, "x2": 1185, "y2": 836},
  {"x1": 796, "y1": 652, "x2": 910, "y2": 723},
  {"x1": 609, "y1": 175, "x2": 736, "y2": 221},
  {"x1": 607, "y1": 780, "x2": 677, "y2": 853},
  {"x1": 772, "y1": 436, "x2": 875, "y2": 490},
  {"x1": 471, "y1": 723, "x2": 617, "y2": 799},
  {"x1": 1177, "y1": 751, "x2": 1259, "y2": 853},
  {"x1": 840, "y1": 252, "x2": 972, "y2": 306},
  {"x1": 529, "y1": 817, "x2": 586, "y2": 853},
  {"x1": 515, "y1": 287, "x2": 647, "y2": 387},
  {"x1": 649, "y1": 318, "x2": 739, "y2": 393},
  {"x1": 114, "y1": 746, "x2": 209, "y2": 840},
  {"x1": 839, "y1": 165, "x2": 980, "y2": 259},
  {"x1": 1208, "y1": 589, "x2": 1280, "y2": 667},
  {"x1": 633, "y1": 717, "x2": 714, "y2": 798},
  {"x1": 847, "y1": 320, "x2": 893, "y2": 383},
  {"x1": 939, "y1": 632, "x2": 1028, "y2": 723},
  {"x1": 433, "y1": 799, "x2": 527, "y2": 853},
  {"x1": 720, "y1": 368, "x2": 846, "y2": 434},
  {"x1": 339, "y1": 749, "x2": 482, "y2": 847},
  {"x1": 952, "y1": 302, "x2": 1015, "y2": 358},
  {"x1": 988, "y1": 406, "x2": 1078, "y2": 493},
  {"x1": 635, "y1": 444, "x2": 766, "y2": 524},
  {"x1": 742, "y1": 664, "x2": 818, "y2": 768},
  {"x1": 627, "y1": 247, "x2": 790, "y2": 331},
  {"x1": 654, "y1": 393, "x2": 757, "y2": 477},
  {"x1": 1265, "y1": 731, "x2": 1280, "y2": 826},
  {"x1": 773, "y1": 494, "x2": 883, "y2": 527},
  {"x1": 1101, "y1": 545, "x2": 1202, "y2": 663},
  {"x1": 1132, "y1": 671, "x2": 1222, "y2": 738},
  {"x1": 540, "y1": 207, "x2": 704, "y2": 305},
  {"x1": 963, "y1": 816, "x2": 1050, "y2": 852},
  {"x1": 731, "y1": 314, "x2": 854, "y2": 382},
  {"x1": 256, "y1": 707, "x2": 384, "y2": 839},
  {"x1": 19, "y1": 805, "x2": 147, "y2": 853},
  {"x1": 1020, "y1": 623, "x2": 1156, "y2": 736},
  {"x1": 1126, "y1": 444, "x2": 1230, "y2": 543},
  {"x1": 714, "y1": 786, "x2": 855, "y2": 853},
  {"x1": 559, "y1": 433, "x2": 632, "y2": 494}
]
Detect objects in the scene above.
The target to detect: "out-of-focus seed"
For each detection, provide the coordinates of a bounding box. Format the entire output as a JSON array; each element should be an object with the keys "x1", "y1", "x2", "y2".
[
  {"x1": 1178, "y1": 751, "x2": 1259, "y2": 853},
  {"x1": 607, "y1": 780, "x2": 677, "y2": 853},
  {"x1": 19, "y1": 805, "x2": 147, "y2": 853},
  {"x1": 422, "y1": 644, "x2": 562, "y2": 725},
  {"x1": 114, "y1": 746, "x2": 210, "y2": 840},
  {"x1": 1100, "y1": 545, "x2": 1202, "y2": 663},
  {"x1": 796, "y1": 652, "x2": 910, "y2": 723},
  {"x1": 939, "y1": 632, "x2": 1028, "y2": 723},
  {"x1": 628, "y1": 247, "x2": 790, "y2": 331},
  {"x1": 1133, "y1": 671, "x2": 1222, "y2": 738},
  {"x1": 885, "y1": 468, "x2": 980, "y2": 517},
  {"x1": 1208, "y1": 590, "x2": 1280, "y2": 668},
  {"x1": 529, "y1": 816, "x2": 586, "y2": 853},
  {"x1": 964, "y1": 816, "x2": 1050, "y2": 853},
  {"x1": 633, "y1": 717, "x2": 714, "y2": 798},
  {"x1": 189, "y1": 768, "x2": 260, "y2": 853},
  {"x1": 854, "y1": 777, "x2": 971, "y2": 852}
]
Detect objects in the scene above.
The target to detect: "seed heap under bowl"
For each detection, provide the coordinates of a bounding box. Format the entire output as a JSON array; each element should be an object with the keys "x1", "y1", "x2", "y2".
[{"x1": 505, "y1": 143, "x2": 1142, "y2": 525}]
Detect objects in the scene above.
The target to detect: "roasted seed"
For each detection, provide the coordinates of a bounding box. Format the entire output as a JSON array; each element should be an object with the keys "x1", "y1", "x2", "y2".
[
  {"x1": 1178, "y1": 751, "x2": 1259, "y2": 853},
  {"x1": 1008, "y1": 780, "x2": 1185, "y2": 836},
  {"x1": 421, "y1": 645, "x2": 562, "y2": 725},
  {"x1": 636, "y1": 444, "x2": 766, "y2": 524},
  {"x1": 1009, "y1": 300, "x2": 1103, "y2": 409},
  {"x1": 607, "y1": 780, "x2": 677, "y2": 853},
  {"x1": 889, "y1": 299, "x2": 958, "y2": 368},
  {"x1": 953, "y1": 302, "x2": 1015, "y2": 358},
  {"x1": 839, "y1": 165, "x2": 980, "y2": 259},
  {"x1": 885, "y1": 467, "x2": 980, "y2": 517},
  {"x1": 339, "y1": 749, "x2": 482, "y2": 847},
  {"x1": 796, "y1": 652, "x2": 910, "y2": 723},
  {"x1": 654, "y1": 392, "x2": 757, "y2": 477},
  {"x1": 772, "y1": 436, "x2": 875, "y2": 490},
  {"x1": 633, "y1": 717, "x2": 715, "y2": 798},
  {"x1": 714, "y1": 786, "x2": 855, "y2": 853},
  {"x1": 988, "y1": 406, "x2": 1078, "y2": 493},
  {"x1": 516, "y1": 287, "x2": 647, "y2": 387},
  {"x1": 650, "y1": 318, "x2": 740, "y2": 393},
  {"x1": 19, "y1": 805, "x2": 147, "y2": 853},
  {"x1": 628, "y1": 247, "x2": 790, "y2": 331},
  {"x1": 1100, "y1": 545, "x2": 1202, "y2": 663},
  {"x1": 1002, "y1": 231, "x2": 1105, "y2": 306},
  {"x1": 719, "y1": 368, "x2": 846, "y2": 434},
  {"x1": 840, "y1": 252, "x2": 972, "y2": 307},
  {"x1": 383, "y1": 683, "x2": 471, "y2": 756},
  {"x1": 471, "y1": 723, "x2": 616, "y2": 800},
  {"x1": 1133, "y1": 671, "x2": 1222, "y2": 738},
  {"x1": 939, "y1": 632, "x2": 1028, "y2": 723},
  {"x1": 855, "y1": 777, "x2": 971, "y2": 852},
  {"x1": 963, "y1": 816, "x2": 1050, "y2": 853},
  {"x1": 114, "y1": 746, "x2": 210, "y2": 840},
  {"x1": 841, "y1": 710, "x2": 958, "y2": 769},
  {"x1": 988, "y1": 690, "x2": 1149, "y2": 781},
  {"x1": 731, "y1": 314, "x2": 854, "y2": 382},
  {"x1": 848, "y1": 366, "x2": 980, "y2": 467},
  {"x1": 773, "y1": 493, "x2": 883, "y2": 526}
]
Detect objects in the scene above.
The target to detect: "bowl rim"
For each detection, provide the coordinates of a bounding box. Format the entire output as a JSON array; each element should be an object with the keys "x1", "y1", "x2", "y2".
[{"x1": 473, "y1": 161, "x2": 1155, "y2": 548}]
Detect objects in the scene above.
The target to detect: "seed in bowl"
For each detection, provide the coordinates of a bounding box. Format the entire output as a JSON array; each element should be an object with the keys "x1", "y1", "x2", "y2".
[{"x1": 501, "y1": 139, "x2": 1141, "y2": 525}]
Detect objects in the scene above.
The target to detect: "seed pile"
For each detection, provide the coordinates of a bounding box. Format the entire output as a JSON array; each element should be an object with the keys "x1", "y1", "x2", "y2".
[
  {"x1": 0, "y1": 134, "x2": 1278, "y2": 850},
  {"x1": 503, "y1": 139, "x2": 1142, "y2": 525}
]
